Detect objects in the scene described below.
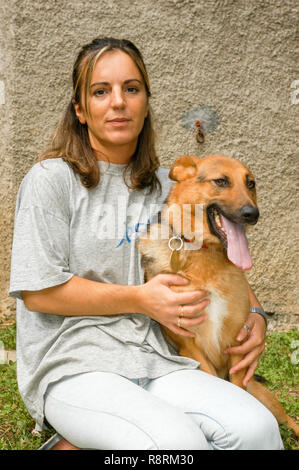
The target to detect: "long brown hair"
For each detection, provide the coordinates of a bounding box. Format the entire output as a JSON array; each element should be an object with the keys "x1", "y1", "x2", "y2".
[{"x1": 40, "y1": 37, "x2": 161, "y2": 194}]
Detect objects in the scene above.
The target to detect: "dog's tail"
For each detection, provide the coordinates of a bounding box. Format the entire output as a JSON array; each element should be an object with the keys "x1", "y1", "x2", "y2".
[
  {"x1": 253, "y1": 373, "x2": 267, "y2": 383},
  {"x1": 246, "y1": 378, "x2": 299, "y2": 437}
]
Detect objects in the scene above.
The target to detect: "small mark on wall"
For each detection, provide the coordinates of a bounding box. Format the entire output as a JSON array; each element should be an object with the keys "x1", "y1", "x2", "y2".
[
  {"x1": 180, "y1": 105, "x2": 219, "y2": 133},
  {"x1": 0, "y1": 80, "x2": 5, "y2": 105},
  {"x1": 291, "y1": 80, "x2": 299, "y2": 105}
]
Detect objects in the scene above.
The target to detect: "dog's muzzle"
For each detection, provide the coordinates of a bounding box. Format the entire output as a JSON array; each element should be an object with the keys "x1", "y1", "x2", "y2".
[{"x1": 239, "y1": 205, "x2": 259, "y2": 225}]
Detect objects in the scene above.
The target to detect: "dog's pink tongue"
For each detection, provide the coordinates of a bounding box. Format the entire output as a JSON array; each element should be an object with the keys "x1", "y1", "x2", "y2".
[{"x1": 220, "y1": 214, "x2": 253, "y2": 270}]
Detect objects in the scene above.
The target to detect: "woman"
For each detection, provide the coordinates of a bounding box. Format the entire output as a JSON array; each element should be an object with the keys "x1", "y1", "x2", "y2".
[{"x1": 9, "y1": 37, "x2": 283, "y2": 450}]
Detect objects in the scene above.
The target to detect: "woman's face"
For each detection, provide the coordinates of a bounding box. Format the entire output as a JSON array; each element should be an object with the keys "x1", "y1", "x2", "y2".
[{"x1": 74, "y1": 50, "x2": 149, "y2": 159}]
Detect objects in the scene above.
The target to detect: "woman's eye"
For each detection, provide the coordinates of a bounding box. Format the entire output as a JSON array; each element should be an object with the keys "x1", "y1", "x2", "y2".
[
  {"x1": 247, "y1": 180, "x2": 255, "y2": 190},
  {"x1": 126, "y1": 87, "x2": 138, "y2": 94},
  {"x1": 94, "y1": 89, "x2": 106, "y2": 96}
]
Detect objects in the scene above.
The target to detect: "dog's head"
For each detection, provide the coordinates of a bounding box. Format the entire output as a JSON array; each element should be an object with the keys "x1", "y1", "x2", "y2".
[{"x1": 167, "y1": 154, "x2": 259, "y2": 270}]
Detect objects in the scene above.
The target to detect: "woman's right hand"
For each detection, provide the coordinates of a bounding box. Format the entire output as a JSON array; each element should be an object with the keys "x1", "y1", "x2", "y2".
[{"x1": 136, "y1": 274, "x2": 210, "y2": 337}]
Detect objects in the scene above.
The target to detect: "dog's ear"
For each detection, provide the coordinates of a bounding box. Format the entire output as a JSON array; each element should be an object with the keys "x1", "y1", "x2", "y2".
[{"x1": 169, "y1": 156, "x2": 199, "y2": 181}]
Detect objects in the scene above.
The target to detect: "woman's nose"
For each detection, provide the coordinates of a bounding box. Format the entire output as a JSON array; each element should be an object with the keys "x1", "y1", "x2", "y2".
[{"x1": 111, "y1": 87, "x2": 125, "y2": 108}]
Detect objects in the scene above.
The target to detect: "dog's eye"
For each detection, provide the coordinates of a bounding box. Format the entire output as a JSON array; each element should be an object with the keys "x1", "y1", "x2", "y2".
[
  {"x1": 247, "y1": 180, "x2": 255, "y2": 190},
  {"x1": 213, "y1": 178, "x2": 228, "y2": 187}
]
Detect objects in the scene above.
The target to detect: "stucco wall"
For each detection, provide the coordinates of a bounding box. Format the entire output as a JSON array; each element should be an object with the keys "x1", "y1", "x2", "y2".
[{"x1": 0, "y1": 0, "x2": 298, "y2": 330}]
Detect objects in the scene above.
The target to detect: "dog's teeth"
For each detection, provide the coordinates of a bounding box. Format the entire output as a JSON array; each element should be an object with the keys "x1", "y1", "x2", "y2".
[{"x1": 215, "y1": 215, "x2": 221, "y2": 227}]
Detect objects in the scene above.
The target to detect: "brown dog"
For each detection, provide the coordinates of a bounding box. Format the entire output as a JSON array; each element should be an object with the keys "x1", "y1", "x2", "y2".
[{"x1": 137, "y1": 154, "x2": 299, "y2": 437}]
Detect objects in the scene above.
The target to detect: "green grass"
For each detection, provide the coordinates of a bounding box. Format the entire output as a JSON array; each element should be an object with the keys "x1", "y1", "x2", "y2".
[
  {"x1": 0, "y1": 323, "x2": 298, "y2": 450},
  {"x1": 255, "y1": 328, "x2": 299, "y2": 450},
  {"x1": 0, "y1": 321, "x2": 16, "y2": 350},
  {"x1": 0, "y1": 361, "x2": 55, "y2": 450}
]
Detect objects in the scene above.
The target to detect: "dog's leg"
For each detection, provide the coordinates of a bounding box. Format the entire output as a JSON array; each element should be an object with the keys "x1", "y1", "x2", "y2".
[
  {"x1": 246, "y1": 379, "x2": 299, "y2": 437},
  {"x1": 228, "y1": 355, "x2": 299, "y2": 437},
  {"x1": 165, "y1": 328, "x2": 218, "y2": 376},
  {"x1": 228, "y1": 354, "x2": 247, "y2": 389},
  {"x1": 179, "y1": 344, "x2": 218, "y2": 377}
]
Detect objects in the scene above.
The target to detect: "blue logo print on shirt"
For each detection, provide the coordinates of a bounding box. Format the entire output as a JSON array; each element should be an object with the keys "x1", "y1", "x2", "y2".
[{"x1": 116, "y1": 219, "x2": 150, "y2": 247}]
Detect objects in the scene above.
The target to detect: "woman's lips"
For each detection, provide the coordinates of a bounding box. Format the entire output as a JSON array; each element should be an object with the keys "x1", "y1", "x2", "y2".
[{"x1": 107, "y1": 118, "x2": 131, "y2": 126}]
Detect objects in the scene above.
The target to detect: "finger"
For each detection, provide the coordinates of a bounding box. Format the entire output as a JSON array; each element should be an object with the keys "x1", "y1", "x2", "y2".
[
  {"x1": 175, "y1": 290, "x2": 210, "y2": 307},
  {"x1": 236, "y1": 324, "x2": 251, "y2": 342},
  {"x1": 225, "y1": 335, "x2": 263, "y2": 356},
  {"x1": 235, "y1": 314, "x2": 256, "y2": 341},
  {"x1": 170, "y1": 324, "x2": 195, "y2": 338},
  {"x1": 242, "y1": 360, "x2": 258, "y2": 387},
  {"x1": 179, "y1": 314, "x2": 208, "y2": 328},
  {"x1": 229, "y1": 348, "x2": 260, "y2": 375},
  {"x1": 157, "y1": 274, "x2": 189, "y2": 286},
  {"x1": 180, "y1": 300, "x2": 210, "y2": 318}
]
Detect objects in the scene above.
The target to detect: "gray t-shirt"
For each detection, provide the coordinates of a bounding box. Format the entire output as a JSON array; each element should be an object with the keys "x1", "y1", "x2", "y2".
[{"x1": 9, "y1": 158, "x2": 200, "y2": 430}]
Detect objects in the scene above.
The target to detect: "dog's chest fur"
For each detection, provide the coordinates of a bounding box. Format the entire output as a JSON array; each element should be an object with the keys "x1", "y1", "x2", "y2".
[
  {"x1": 204, "y1": 288, "x2": 228, "y2": 352},
  {"x1": 138, "y1": 230, "x2": 250, "y2": 375}
]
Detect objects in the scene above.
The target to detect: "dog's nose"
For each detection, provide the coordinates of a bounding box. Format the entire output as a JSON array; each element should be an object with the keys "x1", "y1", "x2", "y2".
[{"x1": 240, "y1": 205, "x2": 259, "y2": 224}]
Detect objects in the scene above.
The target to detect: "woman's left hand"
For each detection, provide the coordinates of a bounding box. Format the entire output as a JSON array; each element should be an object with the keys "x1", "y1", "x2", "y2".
[{"x1": 225, "y1": 312, "x2": 266, "y2": 387}]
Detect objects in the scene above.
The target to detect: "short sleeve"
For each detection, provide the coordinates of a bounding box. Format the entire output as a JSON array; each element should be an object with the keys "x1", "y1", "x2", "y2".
[{"x1": 9, "y1": 160, "x2": 73, "y2": 300}]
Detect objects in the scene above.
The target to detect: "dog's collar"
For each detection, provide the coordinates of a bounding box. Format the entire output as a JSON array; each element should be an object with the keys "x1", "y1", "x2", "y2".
[
  {"x1": 169, "y1": 227, "x2": 209, "y2": 250},
  {"x1": 182, "y1": 235, "x2": 209, "y2": 249}
]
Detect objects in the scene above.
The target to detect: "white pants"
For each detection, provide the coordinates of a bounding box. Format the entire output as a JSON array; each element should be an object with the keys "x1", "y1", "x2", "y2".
[{"x1": 44, "y1": 369, "x2": 284, "y2": 450}]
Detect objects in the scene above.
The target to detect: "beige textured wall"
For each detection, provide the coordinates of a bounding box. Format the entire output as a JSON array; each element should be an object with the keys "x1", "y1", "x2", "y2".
[{"x1": 0, "y1": 0, "x2": 298, "y2": 330}]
